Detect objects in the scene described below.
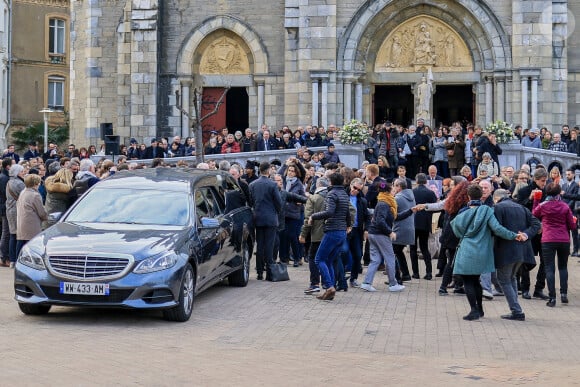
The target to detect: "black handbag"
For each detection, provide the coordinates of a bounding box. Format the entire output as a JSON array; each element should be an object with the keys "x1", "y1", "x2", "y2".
[{"x1": 268, "y1": 262, "x2": 290, "y2": 282}]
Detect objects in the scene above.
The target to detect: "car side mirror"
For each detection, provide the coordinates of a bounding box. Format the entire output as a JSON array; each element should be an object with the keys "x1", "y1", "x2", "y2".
[
  {"x1": 48, "y1": 212, "x2": 63, "y2": 223},
  {"x1": 200, "y1": 217, "x2": 219, "y2": 228}
]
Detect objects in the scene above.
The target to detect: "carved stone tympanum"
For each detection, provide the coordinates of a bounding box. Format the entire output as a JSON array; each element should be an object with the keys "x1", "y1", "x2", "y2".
[
  {"x1": 375, "y1": 15, "x2": 473, "y2": 72},
  {"x1": 199, "y1": 35, "x2": 250, "y2": 75}
]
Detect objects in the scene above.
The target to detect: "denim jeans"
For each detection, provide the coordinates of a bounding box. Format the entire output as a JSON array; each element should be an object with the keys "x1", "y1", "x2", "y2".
[
  {"x1": 8, "y1": 233, "x2": 17, "y2": 263},
  {"x1": 496, "y1": 262, "x2": 523, "y2": 314},
  {"x1": 284, "y1": 217, "x2": 303, "y2": 263},
  {"x1": 315, "y1": 230, "x2": 347, "y2": 289},
  {"x1": 542, "y1": 241, "x2": 569, "y2": 298},
  {"x1": 0, "y1": 215, "x2": 9, "y2": 259},
  {"x1": 365, "y1": 233, "x2": 397, "y2": 286}
]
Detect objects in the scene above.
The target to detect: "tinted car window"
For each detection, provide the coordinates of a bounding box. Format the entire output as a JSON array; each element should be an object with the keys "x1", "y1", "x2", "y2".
[
  {"x1": 194, "y1": 190, "x2": 213, "y2": 222},
  {"x1": 65, "y1": 188, "x2": 191, "y2": 226}
]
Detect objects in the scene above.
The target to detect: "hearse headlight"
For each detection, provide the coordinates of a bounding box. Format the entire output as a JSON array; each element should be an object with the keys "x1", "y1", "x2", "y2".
[
  {"x1": 18, "y1": 240, "x2": 46, "y2": 271},
  {"x1": 133, "y1": 252, "x2": 178, "y2": 274}
]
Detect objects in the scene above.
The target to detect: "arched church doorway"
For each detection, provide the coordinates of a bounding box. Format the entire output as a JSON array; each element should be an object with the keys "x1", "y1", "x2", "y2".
[
  {"x1": 432, "y1": 85, "x2": 474, "y2": 127},
  {"x1": 226, "y1": 87, "x2": 249, "y2": 133},
  {"x1": 373, "y1": 85, "x2": 414, "y2": 126}
]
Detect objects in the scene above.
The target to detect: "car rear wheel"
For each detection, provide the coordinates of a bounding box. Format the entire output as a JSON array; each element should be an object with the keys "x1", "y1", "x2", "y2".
[
  {"x1": 229, "y1": 241, "x2": 250, "y2": 287},
  {"x1": 18, "y1": 303, "x2": 51, "y2": 315},
  {"x1": 163, "y1": 263, "x2": 195, "y2": 322}
]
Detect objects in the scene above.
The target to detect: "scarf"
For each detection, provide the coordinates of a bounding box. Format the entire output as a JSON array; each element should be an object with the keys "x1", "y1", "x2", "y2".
[
  {"x1": 377, "y1": 191, "x2": 397, "y2": 219},
  {"x1": 286, "y1": 176, "x2": 297, "y2": 191}
]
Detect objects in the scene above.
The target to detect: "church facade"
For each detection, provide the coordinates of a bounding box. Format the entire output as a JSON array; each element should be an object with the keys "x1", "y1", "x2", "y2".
[{"x1": 69, "y1": 0, "x2": 580, "y2": 146}]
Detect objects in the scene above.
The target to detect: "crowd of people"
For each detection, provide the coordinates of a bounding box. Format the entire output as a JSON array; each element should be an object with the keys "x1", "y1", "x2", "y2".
[{"x1": 1, "y1": 119, "x2": 578, "y2": 323}]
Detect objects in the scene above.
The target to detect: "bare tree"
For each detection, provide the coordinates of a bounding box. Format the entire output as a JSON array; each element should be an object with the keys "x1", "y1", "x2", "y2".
[{"x1": 175, "y1": 80, "x2": 230, "y2": 163}]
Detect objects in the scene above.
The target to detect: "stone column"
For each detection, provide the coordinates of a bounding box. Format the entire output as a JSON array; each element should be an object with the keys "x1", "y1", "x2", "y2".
[
  {"x1": 321, "y1": 80, "x2": 328, "y2": 129},
  {"x1": 531, "y1": 76, "x2": 539, "y2": 130},
  {"x1": 312, "y1": 80, "x2": 319, "y2": 126},
  {"x1": 180, "y1": 80, "x2": 192, "y2": 138},
  {"x1": 355, "y1": 82, "x2": 363, "y2": 121},
  {"x1": 495, "y1": 74, "x2": 505, "y2": 121},
  {"x1": 343, "y1": 80, "x2": 352, "y2": 121},
  {"x1": 521, "y1": 76, "x2": 528, "y2": 129},
  {"x1": 485, "y1": 76, "x2": 493, "y2": 125},
  {"x1": 257, "y1": 82, "x2": 265, "y2": 127}
]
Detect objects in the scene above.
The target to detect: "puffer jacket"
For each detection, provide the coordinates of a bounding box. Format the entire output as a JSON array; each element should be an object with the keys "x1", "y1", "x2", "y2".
[
  {"x1": 311, "y1": 186, "x2": 351, "y2": 232},
  {"x1": 532, "y1": 197, "x2": 576, "y2": 243},
  {"x1": 44, "y1": 176, "x2": 72, "y2": 214},
  {"x1": 368, "y1": 201, "x2": 394, "y2": 236}
]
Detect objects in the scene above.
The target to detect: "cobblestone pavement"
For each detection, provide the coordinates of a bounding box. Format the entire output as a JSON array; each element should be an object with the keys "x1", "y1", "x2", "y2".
[{"x1": 2, "y1": 259, "x2": 580, "y2": 385}]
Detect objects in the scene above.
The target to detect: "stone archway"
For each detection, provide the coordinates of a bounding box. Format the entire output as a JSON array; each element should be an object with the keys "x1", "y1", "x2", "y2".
[
  {"x1": 336, "y1": 0, "x2": 511, "y2": 126},
  {"x1": 175, "y1": 16, "x2": 270, "y2": 138},
  {"x1": 176, "y1": 16, "x2": 269, "y2": 76},
  {"x1": 338, "y1": 0, "x2": 511, "y2": 73}
]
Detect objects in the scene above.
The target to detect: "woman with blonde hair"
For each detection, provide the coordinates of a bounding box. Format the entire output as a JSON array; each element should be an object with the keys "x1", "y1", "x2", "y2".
[{"x1": 44, "y1": 168, "x2": 74, "y2": 215}]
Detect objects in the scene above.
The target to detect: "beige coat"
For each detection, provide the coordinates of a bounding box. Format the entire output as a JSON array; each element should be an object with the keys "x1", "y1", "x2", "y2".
[{"x1": 16, "y1": 188, "x2": 48, "y2": 241}]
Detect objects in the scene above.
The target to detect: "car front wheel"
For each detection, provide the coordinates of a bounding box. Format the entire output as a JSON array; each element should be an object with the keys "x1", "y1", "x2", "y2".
[
  {"x1": 18, "y1": 303, "x2": 51, "y2": 315},
  {"x1": 163, "y1": 263, "x2": 195, "y2": 322},
  {"x1": 229, "y1": 241, "x2": 250, "y2": 287}
]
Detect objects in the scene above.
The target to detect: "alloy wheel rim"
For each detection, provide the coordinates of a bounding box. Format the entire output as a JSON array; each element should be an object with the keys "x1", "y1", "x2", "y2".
[{"x1": 183, "y1": 269, "x2": 194, "y2": 314}]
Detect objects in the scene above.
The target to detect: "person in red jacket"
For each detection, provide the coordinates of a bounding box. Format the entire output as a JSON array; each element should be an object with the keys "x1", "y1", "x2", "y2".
[
  {"x1": 221, "y1": 134, "x2": 241, "y2": 154},
  {"x1": 532, "y1": 182, "x2": 577, "y2": 307}
]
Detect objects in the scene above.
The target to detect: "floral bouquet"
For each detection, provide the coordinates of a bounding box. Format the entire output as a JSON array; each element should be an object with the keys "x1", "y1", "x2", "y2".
[
  {"x1": 337, "y1": 119, "x2": 369, "y2": 145},
  {"x1": 485, "y1": 120, "x2": 515, "y2": 144}
]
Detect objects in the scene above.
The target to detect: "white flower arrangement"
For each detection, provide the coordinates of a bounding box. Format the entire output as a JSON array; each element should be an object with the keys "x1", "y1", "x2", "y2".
[
  {"x1": 485, "y1": 120, "x2": 515, "y2": 144},
  {"x1": 337, "y1": 119, "x2": 368, "y2": 145}
]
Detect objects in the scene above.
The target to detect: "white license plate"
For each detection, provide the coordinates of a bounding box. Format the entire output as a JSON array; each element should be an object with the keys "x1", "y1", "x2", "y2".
[{"x1": 60, "y1": 282, "x2": 110, "y2": 296}]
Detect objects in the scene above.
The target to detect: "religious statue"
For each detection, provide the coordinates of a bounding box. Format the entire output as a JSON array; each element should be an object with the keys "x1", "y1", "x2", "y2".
[
  {"x1": 413, "y1": 23, "x2": 436, "y2": 66},
  {"x1": 417, "y1": 76, "x2": 432, "y2": 118}
]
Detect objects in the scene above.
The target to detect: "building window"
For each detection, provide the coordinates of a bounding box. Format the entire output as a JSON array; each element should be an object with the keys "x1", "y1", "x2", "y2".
[
  {"x1": 48, "y1": 76, "x2": 65, "y2": 111},
  {"x1": 49, "y1": 18, "x2": 65, "y2": 54}
]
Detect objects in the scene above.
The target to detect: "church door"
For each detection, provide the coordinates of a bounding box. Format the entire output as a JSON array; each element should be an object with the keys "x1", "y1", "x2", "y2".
[
  {"x1": 432, "y1": 85, "x2": 474, "y2": 127},
  {"x1": 373, "y1": 85, "x2": 414, "y2": 126},
  {"x1": 201, "y1": 87, "x2": 227, "y2": 142},
  {"x1": 226, "y1": 87, "x2": 249, "y2": 134}
]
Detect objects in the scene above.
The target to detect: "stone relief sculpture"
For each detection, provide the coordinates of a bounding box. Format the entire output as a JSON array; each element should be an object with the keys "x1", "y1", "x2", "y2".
[
  {"x1": 413, "y1": 23, "x2": 437, "y2": 66},
  {"x1": 375, "y1": 15, "x2": 473, "y2": 72},
  {"x1": 200, "y1": 36, "x2": 250, "y2": 75}
]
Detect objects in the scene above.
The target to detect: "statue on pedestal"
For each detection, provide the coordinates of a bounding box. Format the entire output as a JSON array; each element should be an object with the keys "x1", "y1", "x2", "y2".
[{"x1": 417, "y1": 76, "x2": 433, "y2": 120}]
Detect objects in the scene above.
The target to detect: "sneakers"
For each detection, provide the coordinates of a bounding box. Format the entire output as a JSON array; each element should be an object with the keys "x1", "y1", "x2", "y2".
[
  {"x1": 360, "y1": 283, "x2": 377, "y2": 292},
  {"x1": 482, "y1": 289, "x2": 494, "y2": 300},
  {"x1": 350, "y1": 280, "x2": 361, "y2": 288},
  {"x1": 533, "y1": 290, "x2": 549, "y2": 300},
  {"x1": 492, "y1": 289, "x2": 504, "y2": 297},
  {"x1": 501, "y1": 312, "x2": 525, "y2": 321},
  {"x1": 388, "y1": 284, "x2": 405, "y2": 292},
  {"x1": 438, "y1": 288, "x2": 448, "y2": 296},
  {"x1": 304, "y1": 285, "x2": 320, "y2": 294}
]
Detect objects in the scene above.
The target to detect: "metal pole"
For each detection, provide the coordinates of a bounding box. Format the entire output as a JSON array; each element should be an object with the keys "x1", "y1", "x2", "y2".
[{"x1": 39, "y1": 108, "x2": 53, "y2": 153}]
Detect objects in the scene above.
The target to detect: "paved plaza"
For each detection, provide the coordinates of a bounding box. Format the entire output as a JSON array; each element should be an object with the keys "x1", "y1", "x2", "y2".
[{"x1": 1, "y1": 259, "x2": 580, "y2": 385}]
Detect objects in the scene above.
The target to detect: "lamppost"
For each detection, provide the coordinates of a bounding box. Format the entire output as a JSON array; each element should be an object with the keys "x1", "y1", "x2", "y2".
[{"x1": 39, "y1": 108, "x2": 53, "y2": 153}]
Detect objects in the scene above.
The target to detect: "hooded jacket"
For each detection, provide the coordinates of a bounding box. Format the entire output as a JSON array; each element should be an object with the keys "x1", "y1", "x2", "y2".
[
  {"x1": 451, "y1": 204, "x2": 517, "y2": 275},
  {"x1": 392, "y1": 188, "x2": 416, "y2": 246}
]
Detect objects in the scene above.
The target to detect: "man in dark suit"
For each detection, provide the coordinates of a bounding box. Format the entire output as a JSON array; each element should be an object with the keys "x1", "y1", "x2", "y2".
[
  {"x1": 23, "y1": 141, "x2": 39, "y2": 161},
  {"x1": 410, "y1": 173, "x2": 438, "y2": 280},
  {"x1": 493, "y1": 189, "x2": 541, "y2": 321},
  {"x1": 249, "y1": 161, "x2": 283, "y2": 280},
  {"x1": 257, "y1": 129, "x2": 277, "y2": 151}
]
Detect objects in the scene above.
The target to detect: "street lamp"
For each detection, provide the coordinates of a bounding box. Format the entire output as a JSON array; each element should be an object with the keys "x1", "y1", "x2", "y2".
[{"x1": 39, "y1": 108, "x2": 54, "y2": 153}]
